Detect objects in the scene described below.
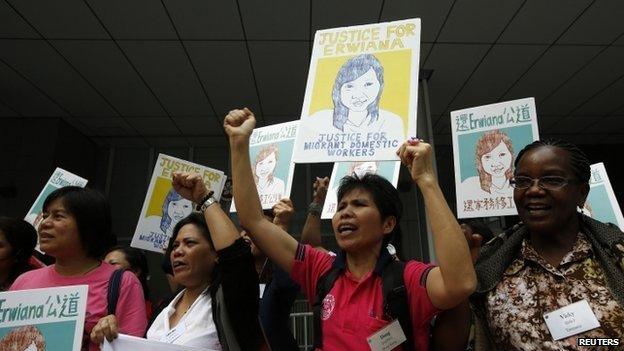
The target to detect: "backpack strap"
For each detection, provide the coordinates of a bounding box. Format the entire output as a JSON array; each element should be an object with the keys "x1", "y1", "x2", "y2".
[
  {"x1": 382, "y1": 260, "x2": 415, "y2": 351},
  {"x1": 312, "y1": 264, "x2": 343, "y2": 349},
  {"x1": 107, "y1": 269, "x2": 125, "y2": 316}
]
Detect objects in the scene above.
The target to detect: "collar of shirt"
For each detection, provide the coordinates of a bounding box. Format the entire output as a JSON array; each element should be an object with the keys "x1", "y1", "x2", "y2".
[{"x1": 503, "y1": 232, "x2": 592, "y2": 277}]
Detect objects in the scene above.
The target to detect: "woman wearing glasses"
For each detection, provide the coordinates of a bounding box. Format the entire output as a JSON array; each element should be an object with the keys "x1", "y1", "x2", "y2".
[{"x1": 470, "y1": 139, "x2": 624, "y2": 350}]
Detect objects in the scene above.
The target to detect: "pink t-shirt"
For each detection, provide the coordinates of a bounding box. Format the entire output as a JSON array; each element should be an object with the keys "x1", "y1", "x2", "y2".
[
  {"x1": 10, "y1": 262, "x2": 147, "y2": 351},
  {"x1": 290, "y1": 244, "x2": 438, "y2": 351}
]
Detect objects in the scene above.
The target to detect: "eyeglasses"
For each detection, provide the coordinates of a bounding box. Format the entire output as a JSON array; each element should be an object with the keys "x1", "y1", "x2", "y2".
[{"x1": 510, "y1": 176, "x2": 573, "y2": 190}]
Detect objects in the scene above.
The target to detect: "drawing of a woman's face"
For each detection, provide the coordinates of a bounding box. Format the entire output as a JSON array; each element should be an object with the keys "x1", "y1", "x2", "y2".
[
  {"x1": 352, "y1": 161, "x2": 378, "y2": 178},
  {"x1": 481, "y1": 141, "x2": 512, "y2": 178},
  {"x1": 255, "y1": 151, "x2": 277, "y2": 179},
  {"x1": 340, "y1": 68, "x2": 381, "y2": 112},
  {"x1": 168, "y1": 199, "x2": 192, "y2": 222}
]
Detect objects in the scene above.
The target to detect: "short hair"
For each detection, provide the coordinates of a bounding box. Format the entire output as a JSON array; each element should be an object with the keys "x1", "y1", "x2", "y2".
[
  {"x1": 514, "y1": 139, "x2": 590, "y2": 183},
  {"x1": 253, "y1": 144, "x2": 279, "y2": 183},
  {"x1": 475, "y1": 129, "x2": 514, "y2": 193},
  {"x1": 336, "y1": 173, "x2": 402, "y2": 246},
  {"x1": 165, "y1": 212, "x2": 214, "y2": 260},
  {"x1": 106, "y1": 246, "x2": 150, "y2": 300},
  {"x1": 332, "y1": 54, "x2": 384, "y2": 131},
  {"x1": 0, "y1": 217, "x2": 37, "y2": 284},
  {"x1": 42, "y1": 186, "x2": 114, "y2": 259}
]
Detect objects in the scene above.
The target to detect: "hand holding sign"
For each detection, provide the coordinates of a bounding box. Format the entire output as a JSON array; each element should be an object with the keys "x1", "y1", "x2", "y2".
[
  {"x1": 273, "y1": 198, "x2": 295, "y2": 229},
  {"x1": 224, "y1": 108, "x2": 256, "y2": 140},
  {"x1": 397, "y1": 139, "x2": 435, "y2": 185},
  {"x1": 91, "y1": 314, "x2": 120, "y2": 345},
  {"x1": 172, "y1": 172, "x2": 208, "y2": 204}
]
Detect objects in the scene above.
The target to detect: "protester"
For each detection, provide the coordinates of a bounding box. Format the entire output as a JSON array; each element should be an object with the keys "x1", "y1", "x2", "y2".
[
  {"x1": 0, "y1": 217, "x2": 38, "y2": 291},
  {"x1": 91, "y1": 172, "x2": 265, "y2": 350},
  {"x1": 104, "y1": 246, "x2": 153, "y2": 319},
  {"x1": 10, "y1": 187, "x2": 147, "y2": 351},
  {"x1": 471, "y1": 139, "x2": 624, "y2": 350},
  {"x1": 225, "y1": 107, "x2": 476, "y2": 350},
  {"x1": 241, "y1": 198, "x2": 300, "y2": 351}
]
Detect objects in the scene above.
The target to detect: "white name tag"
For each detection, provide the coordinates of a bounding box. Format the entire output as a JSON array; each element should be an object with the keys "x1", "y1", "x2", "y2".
[
  {"x1": 259, "y1": 283, "x2": 266, "y2": 298},
  {"x1": 543, "y1": 300, "x2": 600, "y2": 340},
  {"x1": 161, "y1": 322, "x2": 186, "y2": 344},
  {"x1": 367, "y1": 319, "x2": 406, "y2": 351}
]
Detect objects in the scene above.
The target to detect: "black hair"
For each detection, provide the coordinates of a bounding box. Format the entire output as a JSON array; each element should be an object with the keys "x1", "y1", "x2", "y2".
[
  {"x1": 106, "y1": 246, "x2": 151, "y2": 300},
  {"x1": 458, "y1": 218, "x2": 494, "y2": 243},
  {"x1": 0, "y1": 217, "x2": 37, "y2": 286},
  {"x1": 514, "y1": 139, "x2": 590, "y2": 183},
  {"x1": 337, "y1": 173, "x2": 402, "y2": 246},
  {"x1": 164, "y1": 212, "x2": 214, "y2": 260},
  {"x1": 42, "y1": 186, "x2": 115, "y2": 259}
]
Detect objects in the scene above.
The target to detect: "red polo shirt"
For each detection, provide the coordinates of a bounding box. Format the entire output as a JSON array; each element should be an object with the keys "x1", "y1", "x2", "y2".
[{"x1": 290, "y1": 244, "x2": 438, "y2": 351}]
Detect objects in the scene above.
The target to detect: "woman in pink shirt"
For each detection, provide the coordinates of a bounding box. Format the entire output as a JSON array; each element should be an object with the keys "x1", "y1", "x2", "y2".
[{"x1": 10, "y1": 186, "x2": 147, "y2": 351}]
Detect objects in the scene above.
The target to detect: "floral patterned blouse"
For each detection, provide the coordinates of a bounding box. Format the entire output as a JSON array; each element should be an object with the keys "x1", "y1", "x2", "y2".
[{"x1": 485, "y1": 233, "x2": 624, "y2": 350}]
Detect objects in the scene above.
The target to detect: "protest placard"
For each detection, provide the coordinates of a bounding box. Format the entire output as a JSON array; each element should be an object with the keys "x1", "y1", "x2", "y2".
[
  {"x1": 451, "y1": 98, "x2": 539, "y2": 218},
  {"x1": 293, "y1": 18, "x2": 420, "y2": 162},
  {"x1": 131, "y1": 154, "x2": 226, "y2": 253},
  {"x1": 102, "y1": 333, "x2": 209, "y2": 351},
  {"x1": 321, "y1": 161, "x2": 400, "y2": 219},
  {"x1": 0, "y1": 285, "x2": 88, "y2": 351},
  {"x1": 24, "y1": 167, "x2": 88, "y2": 230},
  {"x1": 231, "y1": 121, "x2": 298, "y2": 211},
  {"x1": 583, "y1": 163, "x2": 624, "y2": 230}
]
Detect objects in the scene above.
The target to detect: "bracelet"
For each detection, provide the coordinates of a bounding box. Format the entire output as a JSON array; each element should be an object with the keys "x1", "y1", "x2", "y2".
[
  {"x1": 308, "y1": 202, "x2": 322, "y2": 217},
  {"x1": 195, "y1": 191, "x2": 215, "y2": 212}
]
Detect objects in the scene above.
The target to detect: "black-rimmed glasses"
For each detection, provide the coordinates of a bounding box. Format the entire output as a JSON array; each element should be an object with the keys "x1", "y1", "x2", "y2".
[{"x1": 509, "y1": 176, "x2": 573, "y2": 190}]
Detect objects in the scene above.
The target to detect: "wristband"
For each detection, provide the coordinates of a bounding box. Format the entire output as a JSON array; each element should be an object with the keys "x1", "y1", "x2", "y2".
[
  {"x1": 195, "y1": 191, "x2": 215, "y2": 212},
  {"x1": 308, "y1": 202, "x2": 322, "y2": 217}
]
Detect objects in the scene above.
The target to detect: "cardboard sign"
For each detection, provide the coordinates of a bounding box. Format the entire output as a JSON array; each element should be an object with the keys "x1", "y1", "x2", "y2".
[
  {"x1": 0, "y1": 285, "x2": 88, "y2": 351},
  {"x1": 583, "y1": 163, "x2": 624, "y2": 230},
  {"x1": 293, "y1": 19, "x2": 421, "y2": 162},
  {"x1": 451, "y1": 98, "x2": 539, "y2": 218},
  {"x1": 231, "y1": 121, "x2": 298, "y2": 211},
  {"x1": 322, "y1": 161, "x2": 400, "y2": 219},
  {"x1": 132, "y1": 154, "x2": 226, "y2": 253}
]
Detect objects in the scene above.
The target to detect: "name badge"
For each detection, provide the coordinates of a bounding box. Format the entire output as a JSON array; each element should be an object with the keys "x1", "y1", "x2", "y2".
[
  {"x1": 161, "y1": 322, "x2": 186, "y2": 344},
  {"x1": 259, "y1": 283, "x2": 266, "y2": 298},
  {"x1": 543, "y1": 300, "x2": 600, "y2": 340},
  {"x1": 367, "y1": 319, "x2": 406, "y2": 351}
]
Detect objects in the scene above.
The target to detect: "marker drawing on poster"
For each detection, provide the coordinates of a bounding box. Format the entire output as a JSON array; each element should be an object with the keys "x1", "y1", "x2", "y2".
[
  {"x1": 231, "y1": 121, "x2": 298, "y2": 211},
  {"x1": 582, "y1": 163, "x2": 624, "y2": 230},
  {"x1": 321, "y1": 161, "x2": 400, "y2": 219},
  {"x1": 293, "y1": 19, "x2": 421, "y2": 162},
  {"x1": 24, "y1": 168, "x2": 88, "y2": 252},
  {"x1": 102, "y1": 333, "x2": 208, "y2": 351},
  {"x1": 132, "y1": 154, "x2": 226, "y2": 253},
  {"x1": 0, "y1": 285, "x2": 88, "y2": 351},
  {"x1": 451, "y1": 98, "x2": 540, "y2": 219}
]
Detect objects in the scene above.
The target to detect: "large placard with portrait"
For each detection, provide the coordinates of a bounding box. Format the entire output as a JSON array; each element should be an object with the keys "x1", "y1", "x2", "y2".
[
  {"x1": 293, "y1": 18, "x2": 421, "y2": 162},
  {"x1": 132, "y1": 154, "x2": 226, "y2": 253},
  {"x1": 321, "y1": 161, "x2": 401, "y2": 219},
  {"x1": 0, "y1": 285, "x2": 88, "y2": 351},
  {"x1": 583, "y1": 163, "x2": 624, "y2": 230},
  {"x1": 231, "y1": 121, "x2": 298, "y2": 211},
  {"x1": 451, "y1": 98, "x2": 539, "y2": 218}
]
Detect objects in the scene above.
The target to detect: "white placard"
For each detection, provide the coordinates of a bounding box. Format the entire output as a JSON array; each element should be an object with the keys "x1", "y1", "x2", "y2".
[
  {"x1": 293, "y1": 19, "x2": 421, "y2": 163},
  {"x1": 231, "y1": 121, "x2": 298, "y2": 211},
  {"x1": 0, "y1": 285, "x2": 88, "y2": 351},
  {"x1": 102, "y1": 333, "x2": 208, "y2": 351},
  {"x1": 131, "y1": 154, "x2": 226, "y2": 253},
  {"x1": 583, "y1": 163, "x2": 624, "y2": 230},
  {"x1": 451, "y1": 98, "x2": 540, "y2": 218},
  {"x1": 322, "y1": 161, "x2": 401, "y2": 219}
]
